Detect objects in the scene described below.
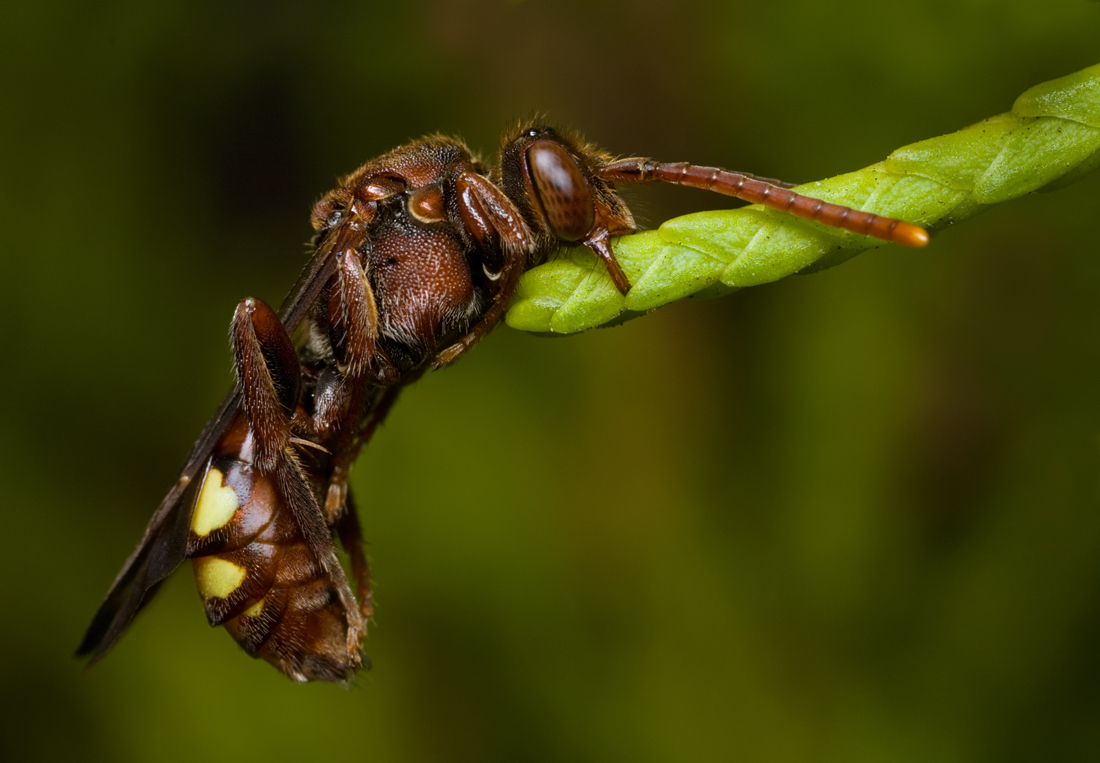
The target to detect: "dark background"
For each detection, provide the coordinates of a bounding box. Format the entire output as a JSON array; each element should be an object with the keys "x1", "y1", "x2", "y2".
[{"x1": 3, "y1": 1, "x2": 1100, "y2": 761}]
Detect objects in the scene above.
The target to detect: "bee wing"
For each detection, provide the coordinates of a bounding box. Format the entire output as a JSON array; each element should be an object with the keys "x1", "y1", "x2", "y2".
[{"x1": 77, "y1": 231, "x2": 348, "y2": 662}]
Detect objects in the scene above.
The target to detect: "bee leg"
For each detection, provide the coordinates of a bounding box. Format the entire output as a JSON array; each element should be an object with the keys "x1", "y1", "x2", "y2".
[
  {"x1": 313, "y1": 247, "x2": 393, "y2": 523},
  {"x1": 322, "y1": 384, "x2": 403, "y2": 524},
  {"x1": 322, "y1": 248, "x2": 380, "y2": 381},
  {"x1": 314, "y1": 247, "x2": 389, "y2": 453},
  {"x1": 274, "y1": 454, "x2": 364, "y2": 660},
  {"x1": 336, "y1": 490, "x2": 373, "y2": 622},
  {"x1": 233, "y1": 297, "x2": 365, "y2": 659},
  {"x1": 231, "y1": 297, "x2": 303, "y2": 473},
  {"x1": 314, "y1": 248, "x2": 385, "y2": 439},
  {"x1": 433, "y1": 171, "x2": 535, "y2": 368}
]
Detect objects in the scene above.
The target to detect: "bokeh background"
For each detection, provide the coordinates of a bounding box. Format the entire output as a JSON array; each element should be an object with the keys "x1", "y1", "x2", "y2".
[{"x1": 3, "y1": 1, "x2": 1099, "y2": 761}]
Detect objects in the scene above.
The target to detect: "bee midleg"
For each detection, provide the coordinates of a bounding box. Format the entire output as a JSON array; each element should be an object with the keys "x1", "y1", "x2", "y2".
[
  {"x1": 322, "y1": 384, "x2": 402, "y2": 525},
  {"x1": 230, "y1": 297, "x2": 302, "y2": 472}
]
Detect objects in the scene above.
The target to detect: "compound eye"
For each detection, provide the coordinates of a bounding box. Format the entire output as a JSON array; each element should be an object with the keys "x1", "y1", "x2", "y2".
[{"x1": 526, "y1": 139, "x2": 595, "y2": 242}]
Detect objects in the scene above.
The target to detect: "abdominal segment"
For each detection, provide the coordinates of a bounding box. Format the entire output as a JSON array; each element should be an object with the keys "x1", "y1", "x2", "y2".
[{"x1": 186, "y1": 453, "x2": 360, "y2": 683}]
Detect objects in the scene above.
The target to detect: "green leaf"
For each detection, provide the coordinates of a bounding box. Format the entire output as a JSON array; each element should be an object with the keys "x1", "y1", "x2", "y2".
[{"x1": 506, "y1": 62, "x2": 1100, "y2": 335}]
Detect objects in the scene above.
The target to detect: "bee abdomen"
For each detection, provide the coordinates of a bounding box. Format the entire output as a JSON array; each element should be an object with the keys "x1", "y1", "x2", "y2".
[
  {"x1": 229, "y1": 579, "x2": 360, "y2": 683},
  {"x1": 187, "y1": 452, "x2": 360, "y2": 682}
]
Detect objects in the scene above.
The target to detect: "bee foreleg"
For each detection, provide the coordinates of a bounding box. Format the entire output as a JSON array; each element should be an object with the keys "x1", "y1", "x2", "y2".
[
  {"x1": 324, "y1": 248, "x2": 380, "y2": 380},
  {"x1": 434, "y1": 171, "x2": 534, "y2": 368},
  {"x1": 314, "y1": 249, "x2": 387, "y2": 442}
]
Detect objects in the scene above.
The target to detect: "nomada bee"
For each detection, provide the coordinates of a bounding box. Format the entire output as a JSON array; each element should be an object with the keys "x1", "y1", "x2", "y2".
[{"x1": 78, "y1": 122, "x2": 928, "y2": 683}]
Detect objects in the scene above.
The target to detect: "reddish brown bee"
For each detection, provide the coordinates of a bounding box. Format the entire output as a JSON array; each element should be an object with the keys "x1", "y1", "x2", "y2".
[{"x1": 78, "y1": 122, "x2": 928, "y2": 683}]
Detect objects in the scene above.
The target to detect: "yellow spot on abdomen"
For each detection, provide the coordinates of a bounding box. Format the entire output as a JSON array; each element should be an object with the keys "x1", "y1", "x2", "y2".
[
  {"x1": 193, "y1": 557, "x2": 247, "y2": 599},
  {"x1": 243, "y1": 599, "x2": 264, "y2": 618},
  {"x1": 191, "y1": 466, "x2": 239, "y2": 536}
]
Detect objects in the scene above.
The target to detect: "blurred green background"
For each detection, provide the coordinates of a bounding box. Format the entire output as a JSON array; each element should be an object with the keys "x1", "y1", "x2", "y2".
[{"x1": 3, "y1": 1, "x2": 1099, "y2": 761}]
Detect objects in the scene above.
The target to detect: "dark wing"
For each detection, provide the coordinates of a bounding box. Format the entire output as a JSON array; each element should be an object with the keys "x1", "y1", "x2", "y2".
[{"x1": 77, "y1": 232, "x2": 347, "y2": 662}]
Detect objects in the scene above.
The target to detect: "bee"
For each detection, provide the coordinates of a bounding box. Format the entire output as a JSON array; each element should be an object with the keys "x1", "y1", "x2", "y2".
[{"x1": 77, "y1": 122, "x2": 928, "y2": 684}]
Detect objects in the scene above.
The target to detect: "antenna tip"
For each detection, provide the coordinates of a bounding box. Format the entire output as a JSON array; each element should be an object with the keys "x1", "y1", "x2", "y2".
[{"x1": 896, "y1": 223, "x2": 930, "y2": 248}]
